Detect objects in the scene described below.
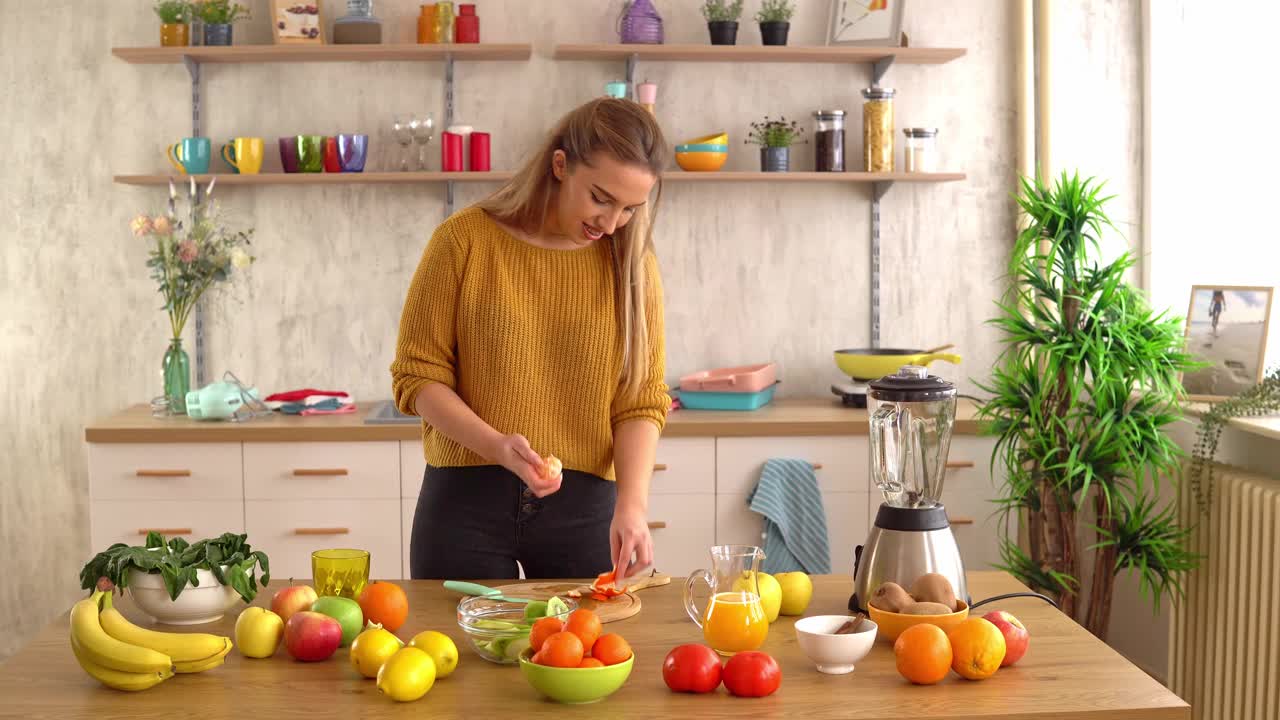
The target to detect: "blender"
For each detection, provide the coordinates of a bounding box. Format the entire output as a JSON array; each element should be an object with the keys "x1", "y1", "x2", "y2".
[{"x1": 849, "y1": 365, "x2": 968, "y2": 612}]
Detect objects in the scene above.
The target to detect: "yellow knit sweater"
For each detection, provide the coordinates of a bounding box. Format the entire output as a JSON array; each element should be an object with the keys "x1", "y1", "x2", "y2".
[{"x1": 390, "y1": 206, "x2": 670, "y2": 481}]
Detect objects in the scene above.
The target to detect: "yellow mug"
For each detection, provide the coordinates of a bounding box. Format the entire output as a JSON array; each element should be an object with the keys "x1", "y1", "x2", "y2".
[{"x1": 221, "y1": 137, "x2": 264, "y2": 175}]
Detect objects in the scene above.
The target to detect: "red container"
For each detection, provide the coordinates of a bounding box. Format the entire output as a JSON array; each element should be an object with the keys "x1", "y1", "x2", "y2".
[
  {"x1": 442, "y1": 131, "x2": 464, "y2": 172},
  {"x1": 323, "y1": 137, "x2": 342, "y2": 173},
  {"x1": 469, "y1": 132, "x2": 491, "y2": 172},
  {"x1": 456, "y1": 4, "x2": 479, "y2": 43}
]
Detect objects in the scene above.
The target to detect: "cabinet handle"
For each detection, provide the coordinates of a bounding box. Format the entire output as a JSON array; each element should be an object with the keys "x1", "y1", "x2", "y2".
[
  {"x1": 135, "y1": 469, "x2": 191, "y2": 478},
  {"x1": 810, "y1": 462, "x2": 823, "y2": 470},
  {"x1": 647, "y1": 521, "x2": 667, "y2": 530},
  {"x1": 293, "y1": 527, "x2": 350, "y2": 535},
  {"x1": 137, "y1": 528, "x2": 192, "y2": 536},
  {"x1": 292, "y1": 468, "x2": 350, "y2": 477},
  {"x1": 948, "y1": 515, "x2": 975, "y2": 525},
  {"x1": 653, "y1": 463, "x2": 668, "y2": 471},
  {"x1": 945, "y1": 461, "x2": 976, "y2": 469}
]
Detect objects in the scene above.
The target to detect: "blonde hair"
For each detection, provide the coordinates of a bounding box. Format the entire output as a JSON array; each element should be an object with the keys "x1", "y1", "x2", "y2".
[{"x1": 479, "y1": 98, "x2": 669, "y2": 395}]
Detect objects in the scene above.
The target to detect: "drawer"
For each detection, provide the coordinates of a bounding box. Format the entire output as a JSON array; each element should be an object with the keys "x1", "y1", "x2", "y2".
[
  {"x1": 402, "y1": 499, "x2": 415, "y2": 580},
  {"x1": 651, "y1": 438, "x2": 714, "y2": 495},
  {"x1": 939, "y1": 437, "x2": 1004, "y2": 571},
  {"x1": 90, "y1": 500, "x2": 244, "y2": 553},
  {"x1": 88, "y1": 443, "x2": 243, "y2": 501},
  {"x1": 647, "y1": 494, "x2": 715, "y2": 577},
  {"x1": 715, "y1": 492, "x2": 869, "y2": 573},
  {"x1": 401, "y1": 441, "x2": 427, "y2": 499},
  {"x1": 245, "y1": 499, "x2": 402, "y2": 581},
  {"x1": 244, "y1": 442, "x2": 399, "y2": 500},
  {"x1": 715, "y1": 436, "x2": 868, "y2": 494}
]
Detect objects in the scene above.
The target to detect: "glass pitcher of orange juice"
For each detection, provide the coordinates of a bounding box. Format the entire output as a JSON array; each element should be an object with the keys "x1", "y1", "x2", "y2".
[{"x1": 683, "y1": 545, "x2": 769, "y2": 656}]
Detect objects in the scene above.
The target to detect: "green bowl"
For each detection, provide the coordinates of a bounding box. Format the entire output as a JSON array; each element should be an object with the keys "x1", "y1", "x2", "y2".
[{"x1": 517, "y1": 647, "x2": 634, "y2": 704}]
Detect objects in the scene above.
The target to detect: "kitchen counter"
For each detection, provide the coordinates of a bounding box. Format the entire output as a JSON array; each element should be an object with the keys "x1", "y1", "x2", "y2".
[
  {"x1": 84, "y1": 397, "x2": 988, "y2": 443},
  {"x1": 0, "y1": 572, "x2": 1187, "y2": 719}
]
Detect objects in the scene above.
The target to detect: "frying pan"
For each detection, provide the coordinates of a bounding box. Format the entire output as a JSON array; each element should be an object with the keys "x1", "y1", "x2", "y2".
[{"x1": 834, "y1": 344, "x2": 962, "y2": 381}]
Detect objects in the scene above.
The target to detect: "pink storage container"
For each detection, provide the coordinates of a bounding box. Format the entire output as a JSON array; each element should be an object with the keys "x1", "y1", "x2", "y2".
[{"x1": 679, "y1": 363, "x2": 777, "y2": 393}]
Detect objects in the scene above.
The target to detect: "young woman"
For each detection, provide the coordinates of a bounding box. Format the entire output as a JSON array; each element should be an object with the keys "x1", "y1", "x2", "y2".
[{"x1": 391, "y1": 98, "x2": 671, "y2": 583}]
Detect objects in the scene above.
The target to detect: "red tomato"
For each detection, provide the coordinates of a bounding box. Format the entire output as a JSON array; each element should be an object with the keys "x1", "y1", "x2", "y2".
[
  {"x1": 662, "y1": 644, "x2": 723, "y2": 694},
  {"x1": 722, "y1": 651, "x2": 781, "y2": 698}
]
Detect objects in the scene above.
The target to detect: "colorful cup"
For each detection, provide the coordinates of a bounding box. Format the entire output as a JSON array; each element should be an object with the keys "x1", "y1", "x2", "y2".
[
  {"x1": 469, "y1": 131, "x2": 491, "y2": 172},
  {"x1": 312, "y1": 549, "x2": 370, "y2": 599},
  {"x1": 223, "y1": 139, "x2": 240, "y2": 174},
  {"x1": 296, "y1": 135, "x2": 324, "y2": 173},
  {"x1": 337, "y1": 134, "x2": 368, "y2": 173},
  {"x1": 323, "y1": 137, "x2": 342, "y2": 173},
  {"x1": 279, "y1": 137, "x2": 300, "y2": 173},
  {"x1": 441, "y1": 131, "x2": 463, "y2": 172},
  {"x1": 221, "y1": 137, "x2": 264, "y2": 175},
  {"x1": 166, "y1": 137, "x2": 211, "y2": 175}
]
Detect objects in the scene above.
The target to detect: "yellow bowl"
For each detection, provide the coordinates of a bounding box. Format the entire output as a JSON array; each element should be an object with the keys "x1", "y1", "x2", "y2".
[
  {"x1": 675, "y1": 151, "x2": 728, "y2": 172},
  {"x1": 867, "y1": 600, "x2": 969, "y2": 643},
  {"x1": 684, "y1": 131, "x2": 728, "y2": 146}
]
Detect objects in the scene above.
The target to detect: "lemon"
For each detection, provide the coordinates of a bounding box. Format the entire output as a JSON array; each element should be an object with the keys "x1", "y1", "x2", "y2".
[
  {"x1": 350, "y1": 625, "x2": 404, "y2": 679},
  {"x1": 376, "y1": 647, "x2": 436, "y2": 702},
  {"x1": 407, "y1": 630, "x2": 459, "y2": 678}
]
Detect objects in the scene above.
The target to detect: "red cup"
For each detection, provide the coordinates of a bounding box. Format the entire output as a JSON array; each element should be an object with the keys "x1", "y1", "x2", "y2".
[
  {"x1": 442, "y1": 132, "x2": 464, "y2": 172},
  {"x1": 469, "y1": 132, "x2": 491, "y2": 172},
  {"x1": 323, "y1": 137, "x2": 342, "y2": 173}
]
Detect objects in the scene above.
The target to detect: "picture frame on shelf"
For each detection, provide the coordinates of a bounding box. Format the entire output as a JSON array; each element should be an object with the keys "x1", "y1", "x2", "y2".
[
  {"x1": 826, "y1": 0, "x2": 905, "y2": 47},
  {"x1": 271, "y1": 1, "x2": 324, "y2": 44},
  {"x1": 1181, "y1": 285, "x2": 1274, "y2": 401}
]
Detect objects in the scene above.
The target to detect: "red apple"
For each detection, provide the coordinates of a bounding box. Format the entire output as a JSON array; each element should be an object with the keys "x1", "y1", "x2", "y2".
[
  {"x1": 271, "y1": 583, "x2": 318, "y2": 625},
  {"x1": 983, "y1": 610, "x2": 1030, "y2": 666},
  {"x1": 284, "y1": 611, "x2": 342, "y2": 662}
]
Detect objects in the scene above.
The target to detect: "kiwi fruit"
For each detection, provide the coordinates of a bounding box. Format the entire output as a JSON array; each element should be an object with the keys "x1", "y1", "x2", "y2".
[
  {"x1": 910, "y1": 573, "x2": 958, "y2": 610},
  {"x1": 869, "y1": 581, "x2": 913, "y2": 613},
  {"x1": 901, "y1": 601, "x2": 955, "y2": 616}
]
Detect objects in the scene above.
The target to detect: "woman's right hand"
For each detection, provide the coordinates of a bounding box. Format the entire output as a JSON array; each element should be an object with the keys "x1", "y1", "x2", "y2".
[{"x1": 493, "y1": 433, "x2": 562, "y2": 497}]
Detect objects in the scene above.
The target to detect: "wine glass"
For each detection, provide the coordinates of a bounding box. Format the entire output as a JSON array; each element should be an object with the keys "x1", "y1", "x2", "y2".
[
  {"x1": 410, "y1": 113, "x2": 435, "y2": 171},
  {"x1": 392, "y1": 115, "x2": 414, "y2": 171}
]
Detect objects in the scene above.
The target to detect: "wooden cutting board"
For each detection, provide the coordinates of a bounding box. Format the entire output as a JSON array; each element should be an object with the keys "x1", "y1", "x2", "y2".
[{"x1": 492, "y1": 572, "x2": 671, "y2": 624}]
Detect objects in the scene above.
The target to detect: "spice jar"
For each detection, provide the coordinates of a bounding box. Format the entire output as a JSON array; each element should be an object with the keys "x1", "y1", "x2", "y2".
[
  {"x1": 813, "y1": 110, "x2": 846, "y2": 172},
  {"x1": 903, "y1": 128, "x2": 938, "y2": 172},
  {"x1": 417, "y1": 4, "x2": 436, "y2": 44},
  {"x1": 434, "y1": 1, "x2": 455, "y2": 43},
  {"x1": 862, "y1": 87, "x2": 895, "y2": 172},
  {"x1": 455, "y1": 3, "x2": 479, "y2": 43}
]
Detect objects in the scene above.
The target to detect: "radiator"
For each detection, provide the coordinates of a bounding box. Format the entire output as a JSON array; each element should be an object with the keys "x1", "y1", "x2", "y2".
[{"x1": 1170, "y1": 463, "x2": 1280, "y2": 720}]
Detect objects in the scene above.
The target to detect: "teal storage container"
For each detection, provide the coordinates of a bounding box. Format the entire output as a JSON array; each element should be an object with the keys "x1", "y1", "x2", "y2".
[{"x1": 677, "y1": 383, "x2": 777, "y2": 411}]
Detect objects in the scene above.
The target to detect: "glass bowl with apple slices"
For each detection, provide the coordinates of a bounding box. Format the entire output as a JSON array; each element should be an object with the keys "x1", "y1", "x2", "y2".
[{"x1": 457, "y1": 595, "x2": 577, "y2": 664}]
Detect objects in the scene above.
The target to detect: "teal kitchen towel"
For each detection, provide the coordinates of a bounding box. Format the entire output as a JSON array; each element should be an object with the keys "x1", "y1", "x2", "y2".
[{"x1": 747, "y1": 458, "x2": 832, "y2": 575}]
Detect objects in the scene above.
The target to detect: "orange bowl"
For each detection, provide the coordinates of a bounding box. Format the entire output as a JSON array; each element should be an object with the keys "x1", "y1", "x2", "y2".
[{"x1": 867, "y1": 600, "x2": 969, "y2": 643}]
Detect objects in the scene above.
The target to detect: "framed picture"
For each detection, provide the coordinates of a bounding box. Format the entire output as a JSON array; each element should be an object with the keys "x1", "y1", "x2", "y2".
[
  {"x1": 1181, "y1": 285, "x2": 1274, "y2": 401},
  {"x1": 827, "y1": 0, "x2": 906, "y2": 47},
  {"x1": 271, "y1": 1, "x2": 324, "y2": 44}
]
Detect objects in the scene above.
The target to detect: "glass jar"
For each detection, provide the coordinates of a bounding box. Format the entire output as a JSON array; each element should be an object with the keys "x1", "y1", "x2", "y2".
[
  {"x1": 813, "y1": 110, "x2": 846, "y2": 172},
  {"x1": 455, "y1": 3, "x2": 479, "y2": 43},
  {"x1": 434, "y1": 1, "x2": 455, "y2": 43},
  {"x1": 417, "y1": 4, "x2": 437, "y2": 44},
  {"x1": 862, "y1": 87, "x2": 895, "y2": 172},
  {"x1": 162, "y1": 338, "x2": 190, "y2": 415},
  {"x1": 903, "y1": 128, "x2": 938, "y2": 172}
]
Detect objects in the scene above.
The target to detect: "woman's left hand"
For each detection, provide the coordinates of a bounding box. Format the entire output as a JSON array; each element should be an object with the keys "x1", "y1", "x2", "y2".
[{"x1": 609, "y1": 501, "x2": 653, "y2": 582}]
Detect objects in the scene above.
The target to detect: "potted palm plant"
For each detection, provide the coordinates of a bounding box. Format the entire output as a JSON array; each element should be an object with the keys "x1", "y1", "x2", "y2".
[
  {"x1": 755, "y1": 0, "x2": 795, "y2": 46},
  {"x1": 702, "y1": 0, "x2": 744, "y2": 46},
  {"x1": 976, "y1": 171, "x2": 1200, "y2": 639},
  {"x1": 747, "y1": 116, "x2": 804, "y2": 172},
  {"x1": 154, "y1": 0, "x2": 192, "y2": 47},
  {"x1": 193, "y1": 0, "x2": 250, "y2": 46}
]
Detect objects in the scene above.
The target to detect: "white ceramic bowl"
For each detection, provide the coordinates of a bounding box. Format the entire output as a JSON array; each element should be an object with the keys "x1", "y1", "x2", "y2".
[
  {"x1": 127, "y1": 567, "x2": 241, "y2": 625},
  {"x1": 794, "y1": 615, "x2": 879, "y2": 675}
]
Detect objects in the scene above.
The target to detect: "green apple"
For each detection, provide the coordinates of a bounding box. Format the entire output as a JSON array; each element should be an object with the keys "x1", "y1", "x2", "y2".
[
  {"x1": 732, "y1": 571, "x2": 783, "y2": 623},
  {"x1": 234, "y1": 606, "x2": 284, "y2": 658},
  {"x1": 775, "y1": 571, "x2": 813, "y2": 616},
  {"x1": 310, "y1": 596, "x2": 364, "y2": 647}
]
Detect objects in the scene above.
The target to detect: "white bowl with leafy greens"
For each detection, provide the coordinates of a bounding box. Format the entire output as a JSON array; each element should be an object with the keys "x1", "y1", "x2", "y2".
[
  {"x1": 457, "y1": 595, "x2": 577, "y2": 664},
  {"x1": 80, "y1": 532, "x2": 270, "y2": 626}
]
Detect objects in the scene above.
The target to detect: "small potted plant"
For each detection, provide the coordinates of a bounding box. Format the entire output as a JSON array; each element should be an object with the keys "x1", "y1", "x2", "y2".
[
  {"x1": 193, "y1": 0, "x2": 250, "y2": 47},
  {"x1": 747, "y1": 116, "x2": 805, "y2": 172},
  {"x1": 154, "y1": 0, "x2": 192, "y2": 47},
  {"x1": 755, "y1": 0, "x2": 795, "y2": 46},
  {"x1": 702, "y1": 0, "x2": 744, "y2": 46}
]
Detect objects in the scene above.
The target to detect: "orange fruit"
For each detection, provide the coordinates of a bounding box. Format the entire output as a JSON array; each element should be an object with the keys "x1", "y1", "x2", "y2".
[
  {"x1": 565, "y1": 609, "x2": 602, "y2": 651},
  {"x1": 531, "y1": 650, "x2": 546, "y2": 665},
  {"x1": 357, "y1": 581, "x2": 409, "y2": 632},
  {"x1": 894, "y1": 623, "x2": 953, "y2": 685},
  {"x1": 530, "y1": 616, "x2": 564, "y2": 653},
  {"x1": 947, "y1": 618, "x2": 1006, "y2": 680},
  {"x1": 541, "y1": 631, "x2": 585, "y2": 668},
  {"x1": 577, "y1": 657, "x2": 605, "y2": 668},
  {"x1": 591, "y1": 633, "x2": 632, "y2": 666}
]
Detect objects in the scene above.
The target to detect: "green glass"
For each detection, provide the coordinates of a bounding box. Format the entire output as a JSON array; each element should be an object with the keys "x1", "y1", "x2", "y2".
[
  {"x1": 162, "y1": 338, "x2": 191, "y2": 415},
  {"x1": 296, "y1": 135, "x2": 324, "y2": 173}
]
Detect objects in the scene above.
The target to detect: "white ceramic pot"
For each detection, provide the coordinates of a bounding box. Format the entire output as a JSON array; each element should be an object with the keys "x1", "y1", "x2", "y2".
[
  {"x1": 794, "y1": 615, "x2": 878, "y2": 675},
  {"x1": 127, "y1": 567, "x2": 241, "y2": 625}
]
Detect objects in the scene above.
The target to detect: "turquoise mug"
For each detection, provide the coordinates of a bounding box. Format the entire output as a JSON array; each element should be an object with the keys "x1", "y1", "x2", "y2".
[
  {"x1": 296, "y1": 135, "x2": 324, "y2": 173},
  {"x1": 166, "y1": 137, "x2": 211, "y2": 175}
]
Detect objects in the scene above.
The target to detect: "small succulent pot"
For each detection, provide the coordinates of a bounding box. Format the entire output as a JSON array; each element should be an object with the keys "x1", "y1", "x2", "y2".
[
  {"x1": 160, "y1": 23, "x2": 190, "y2": 47},
  {"x1": 760, "y1": 21, "x2": 790, "y2": 46},
  {"x1": 761, "y1": 146, "x2": 790, "y2": 172},
  {"x1": 708, "y1": 20, "x2": 739, "y2": 45},
  {"x1": 203, "y1": 23, "x2": 233, "y2": 46}
]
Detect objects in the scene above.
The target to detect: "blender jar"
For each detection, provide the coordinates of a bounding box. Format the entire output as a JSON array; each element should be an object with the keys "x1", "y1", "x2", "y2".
[{"x1": 868, "y1": 366, "x2": 957, "y2": 508}]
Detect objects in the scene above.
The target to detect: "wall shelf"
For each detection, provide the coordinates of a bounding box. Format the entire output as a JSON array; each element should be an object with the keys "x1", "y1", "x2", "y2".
[
  {"x1": 113, "y1": 171, "x2": 964, "y2": 187},
  {"x1": 111, "y1": 43, "x2": 532, "y2": 64},
  {"x1": 553, "y1": 44, "x2": 965, "y2": 65},
  {"x1": 662, "y1": 171, "x2": 965, "y2": 183}
]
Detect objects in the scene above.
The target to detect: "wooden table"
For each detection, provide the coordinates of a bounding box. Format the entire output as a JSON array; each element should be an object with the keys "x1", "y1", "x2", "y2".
[{"x1": 0, "y1": 572, "x2": 1188, "y2": 719}]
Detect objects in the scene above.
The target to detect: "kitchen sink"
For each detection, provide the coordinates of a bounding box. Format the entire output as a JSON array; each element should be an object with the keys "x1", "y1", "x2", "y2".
[{"x1": 364, "y1": 399, "x2": 421, "y2": 425}]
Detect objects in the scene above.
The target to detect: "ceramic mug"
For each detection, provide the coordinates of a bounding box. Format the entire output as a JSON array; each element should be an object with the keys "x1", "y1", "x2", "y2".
[
  {"x1": 223, "y1": 139, "x2": 240, "y2": 174},
  {"x1": 337, "y1": 134, "x2": 368, "y2": 173},
  {"x1": 296, "y1": 135, "x2": 324, "y2": 173},
  {"x1": 279, "y1": 137, "x2": 300, "y2": 173},
  {"x1": 166, "y1": 137, "x2": 211, "y2": 175},
  {"x1": 221, "y1": 137, "x2": 264, "y2": 175},
  {"x1": 322, "y1": 137, "x2": 342, "y2": 173}
]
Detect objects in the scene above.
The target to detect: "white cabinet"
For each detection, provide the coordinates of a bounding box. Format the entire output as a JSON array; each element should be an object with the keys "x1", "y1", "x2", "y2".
[
  {"x1": 941, "y1": 437, "x2": 1004, "y2": 571},
  {"x1": 651, "y1": 438, "x2": 715, "y2": 494},
  {"x1": 244, "y1": 499, "x2": 401, "y2": 581},
  {"x1": 716, "y1": 491, "x2": 869, "y2": 573},
  {"x1": 715, "y1": 436, "x2": 869, "y2": 494},
  {"x1": 401, "y1": 441, "x2": 426, "y2": 499},
  {"x1": 89, "y1": 443, "x2": 242, "y2": 501},
  {"x1": 647, "y1": 494, "x2": 715, "y2": 577},
  {"x1": 244, "y1": 442, "x2": 399, "y2": 499},
  {"x1": 90, "y1": 500, "x2": 244, "y2": 552}
]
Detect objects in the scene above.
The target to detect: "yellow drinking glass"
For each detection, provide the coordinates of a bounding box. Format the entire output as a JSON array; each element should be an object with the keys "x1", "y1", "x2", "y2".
[{"x1": 311, "y1": 549, "x2": 370, "y2": 599}]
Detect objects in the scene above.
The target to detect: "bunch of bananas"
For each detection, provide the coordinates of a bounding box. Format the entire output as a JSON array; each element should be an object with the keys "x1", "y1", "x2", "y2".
[{"x1": 69, "y1": 590, "x2": 234, "y2": 691}]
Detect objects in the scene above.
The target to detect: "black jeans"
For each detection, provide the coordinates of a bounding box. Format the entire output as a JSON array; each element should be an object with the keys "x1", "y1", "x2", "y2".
[{"x1": 409, "y1": 464, "x2": 616, "y2": 580}]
